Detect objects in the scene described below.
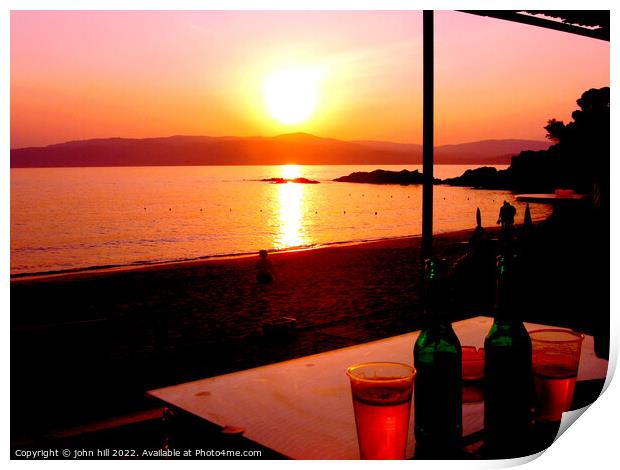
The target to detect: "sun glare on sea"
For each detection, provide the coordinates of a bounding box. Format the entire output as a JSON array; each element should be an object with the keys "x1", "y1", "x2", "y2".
[
  {"x1": 280, "y1": 164, "x2": 301, "y2": 179},
  {"x1": 275, "y1": 182, "x2": 306, "y2": 249},
  {"x1": 263, "y1": 67, "x2": 321, "y2": 125}
]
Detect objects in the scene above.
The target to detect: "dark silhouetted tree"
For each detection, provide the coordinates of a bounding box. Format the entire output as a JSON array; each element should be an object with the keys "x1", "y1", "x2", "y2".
[{"x1": 508, "y1": 86, "x2": 609, "y2": 193}]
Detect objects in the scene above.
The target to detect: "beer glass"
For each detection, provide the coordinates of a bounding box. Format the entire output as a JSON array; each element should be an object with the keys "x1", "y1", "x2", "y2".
[
  {"x1": 346, "y1": 362, "x2": 415, "y2": 459},
  {"x1": 530, "y1": 329, "x2": 585, "y2": 422}
]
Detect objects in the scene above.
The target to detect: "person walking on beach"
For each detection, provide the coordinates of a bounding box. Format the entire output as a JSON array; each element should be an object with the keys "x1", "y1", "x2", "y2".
[
  {"x1": 256, "y1": 250, "x2": 273, "y2": 284},
  {"x1": 497, "y1": 200, "x2": 516, "y2": 229}
]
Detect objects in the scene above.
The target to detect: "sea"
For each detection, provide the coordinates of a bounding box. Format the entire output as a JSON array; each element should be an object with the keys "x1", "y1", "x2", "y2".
[{"x1": 10, "y1": 164, "x2": 551, "y2": 276}]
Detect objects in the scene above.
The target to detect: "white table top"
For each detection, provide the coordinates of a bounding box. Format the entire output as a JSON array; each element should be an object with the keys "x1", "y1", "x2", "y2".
[{"x1": 147, "y1": 316, "x2": 608, "y2": 459}]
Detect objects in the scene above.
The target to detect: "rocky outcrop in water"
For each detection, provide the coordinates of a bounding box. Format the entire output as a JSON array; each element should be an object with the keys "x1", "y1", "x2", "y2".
[
  {"x1": 334, "y1": 169, "x2": 439, "y2": 185},
  {"x1": 441, "y1": 166, "x2": 510, "y2": 189},
  {"x1": 260, "y1": 177, "x2": 320, "y2": 184}
]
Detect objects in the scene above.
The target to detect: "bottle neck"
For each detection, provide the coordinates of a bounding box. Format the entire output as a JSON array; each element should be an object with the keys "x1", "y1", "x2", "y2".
[
  {"x1": 493, "y1": 279, "x2": 527, "y2": 332},
  {"x1": 494, "y1": 253, "x2": 521, "y2": 322},
  {"x1": 422, "y1": 301, "x2": 455, "y2": 334},
  {"x1": 425, "y1": 322, "x2": 454, "y2": 337},
  {"x1": 494, "y1": 293, "x2": 523, "y2": 324},
  {"x1": 422, "y1": 258, "x2": 451, "y2": 327},
  {"x1": 492, "y1": 317, "x2": 522, "y2": 328}
]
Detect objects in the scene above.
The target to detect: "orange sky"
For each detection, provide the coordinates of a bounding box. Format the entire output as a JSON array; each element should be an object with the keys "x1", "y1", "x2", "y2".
[{"x1": 10, "y1": 10, "x2": 609, "y2": 148}]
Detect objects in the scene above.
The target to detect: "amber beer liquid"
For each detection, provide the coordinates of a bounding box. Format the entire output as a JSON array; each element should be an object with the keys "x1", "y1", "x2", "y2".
[
  {"x1": 530, "y1": 330, "x2": 584, "y2": 423},
  {"x1": 533, "y1": 358, "x2": 577, "y2": 422},
  {"x1": 347, "y1": 363, "x2": 415, "y2": 460},
  {"x1": 351, "y1": 380, "x2": 412, "y2": 459}
]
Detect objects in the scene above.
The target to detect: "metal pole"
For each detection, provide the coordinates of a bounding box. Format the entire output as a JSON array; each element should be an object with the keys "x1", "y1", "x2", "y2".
[{"x1": 422, "y1": 10, "x2": 434, "y2": 260}]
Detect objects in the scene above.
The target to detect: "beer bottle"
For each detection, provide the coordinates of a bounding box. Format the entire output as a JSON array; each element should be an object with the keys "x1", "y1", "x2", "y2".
[
  {"x1": 414, "y1": 259, "x2": 463, "y2": 456},
  {"x1": 483, "y1": 254, "x2": 533, "y2": 458}
]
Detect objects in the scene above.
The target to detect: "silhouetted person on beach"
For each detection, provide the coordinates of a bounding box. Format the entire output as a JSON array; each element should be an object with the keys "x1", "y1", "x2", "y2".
[
  {"x1": 470, "y1": 207, "x2": 486, "y2": 248},
  {"x1": 497, "y1": 201, "x2": 516, "y2": 229},
  {"x1": 256, "y1": 249, "x2": 273, "y2": 284}
]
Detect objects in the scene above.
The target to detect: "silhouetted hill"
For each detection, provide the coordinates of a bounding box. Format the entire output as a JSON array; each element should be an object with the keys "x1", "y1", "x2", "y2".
[
  {"x1": 350, "y1": 140, "x2": 422, "y2": 154},
  {"x1": 10, "y1": 134, "x2": 549, "y2": 168},
  {"x1": 354, "y1": 139, "x2": 549, "y2": 165}
]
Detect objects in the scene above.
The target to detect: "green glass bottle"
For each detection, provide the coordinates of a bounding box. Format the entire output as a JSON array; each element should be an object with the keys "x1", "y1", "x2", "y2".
[
  {"x1": 414, "y1": 259, "x2": 463, "y2": 456},
  {"x1": 484, "y1": 254, "x2": 533, "y2": 458}
]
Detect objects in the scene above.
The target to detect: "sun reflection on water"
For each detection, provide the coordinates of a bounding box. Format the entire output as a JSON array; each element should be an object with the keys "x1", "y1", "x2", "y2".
[{"x1": 273, "y1": 165, "x2": 307, "y2": 249}]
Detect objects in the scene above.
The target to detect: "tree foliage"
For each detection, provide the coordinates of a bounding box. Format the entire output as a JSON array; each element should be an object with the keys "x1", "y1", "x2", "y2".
[{"x1": 508, "y1": 87, "x2": 609, "y2": 193}]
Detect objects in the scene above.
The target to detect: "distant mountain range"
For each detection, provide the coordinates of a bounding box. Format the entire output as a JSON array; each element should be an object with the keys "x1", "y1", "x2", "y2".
[{"x1": 10, "y1": 133, "x2": 550, "y2": 168}]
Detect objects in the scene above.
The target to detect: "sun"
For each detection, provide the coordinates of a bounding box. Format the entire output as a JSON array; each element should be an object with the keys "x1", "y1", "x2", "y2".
[
  {"x1": 263, "y1": 67, "x2": 321, "y2": 125},
  {"x1": 281, "y1": 164, "x2": 301, "y2": 179}
]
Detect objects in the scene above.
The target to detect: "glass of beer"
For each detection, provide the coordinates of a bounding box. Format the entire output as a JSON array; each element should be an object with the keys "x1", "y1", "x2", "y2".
[
  {"x1": 530, "y1": 329, "x2": 585, "y2": 423},
  {"x1": 346, "y1": 362, "x2": 415, "y2": 459}
]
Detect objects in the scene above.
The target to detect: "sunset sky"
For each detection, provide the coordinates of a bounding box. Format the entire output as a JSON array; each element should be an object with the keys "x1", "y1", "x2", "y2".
[{"x1": 10, "y1": 10, "x2": 609, "y2": 149}]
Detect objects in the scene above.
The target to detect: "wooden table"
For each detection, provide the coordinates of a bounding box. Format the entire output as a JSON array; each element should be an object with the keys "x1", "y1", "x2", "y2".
[{"x1": 147, "y1": 316, "x2": 608, "y2": 459}]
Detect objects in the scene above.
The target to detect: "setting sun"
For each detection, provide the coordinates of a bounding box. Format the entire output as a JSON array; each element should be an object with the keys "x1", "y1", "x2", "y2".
[
  {"x1": 263, "y1": 67, "x2": 321, "y2": 125},
  {"x1": 280, "y1": 164, "x2": 301, "y2": 179}
]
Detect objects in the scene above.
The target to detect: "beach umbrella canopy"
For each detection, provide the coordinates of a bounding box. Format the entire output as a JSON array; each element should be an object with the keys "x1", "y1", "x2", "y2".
[{"x1": 460, "y1": 11, "x2": 609, "y2": 41}]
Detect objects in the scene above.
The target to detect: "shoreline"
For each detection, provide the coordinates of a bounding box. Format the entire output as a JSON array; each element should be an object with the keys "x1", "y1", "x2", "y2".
[{"x1": 10, "y1": 229, "x2": 488, "y2": 283}]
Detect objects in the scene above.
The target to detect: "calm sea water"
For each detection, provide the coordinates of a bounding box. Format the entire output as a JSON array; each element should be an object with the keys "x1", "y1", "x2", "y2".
[{"x1": 10, "y1": 164, "x2": 551, "y2": 276}]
